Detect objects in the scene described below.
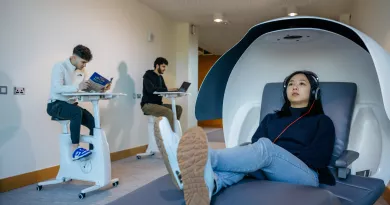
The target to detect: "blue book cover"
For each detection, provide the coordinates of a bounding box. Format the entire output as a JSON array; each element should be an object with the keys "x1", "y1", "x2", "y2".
[
  {"x1": 89, "y1": 72, "x2": 110, "y2": 86},
  {"x1": 88, "y1": 72, "x2": 113, "y2": 92}
]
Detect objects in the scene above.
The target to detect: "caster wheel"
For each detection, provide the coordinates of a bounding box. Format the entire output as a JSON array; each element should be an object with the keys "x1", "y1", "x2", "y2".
[
  {"x1": 176, "y1": 171, "x2": 183, "y2": 183},
  {"x1": 63, "y1": 178, "x2": 71, "y2": 182},
  {"x1": 136, "y1": 156, "x2": 141, "y2": 159},
  {"x1": 113, "y1": 181, "x2": 119, "y2": 187},
  {"x1": 36, "y1": 185, "x2": 42, "y2": 191},
  {"x1": 79, "y1": 193, "x2": 85, "y2": 199}
]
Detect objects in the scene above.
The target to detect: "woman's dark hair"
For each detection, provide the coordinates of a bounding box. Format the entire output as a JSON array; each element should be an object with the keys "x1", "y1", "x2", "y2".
[{"x1": 275, "y1": 70, "x2": 325, "y2": 117}]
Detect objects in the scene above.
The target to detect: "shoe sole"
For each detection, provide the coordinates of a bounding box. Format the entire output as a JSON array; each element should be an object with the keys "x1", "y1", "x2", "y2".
[
  {"x1": 177, "y1": 126, "x2": 210, "y2": 205},
  {"x1": 154, "y1": 117, "x2": 182, "y2": 190}
]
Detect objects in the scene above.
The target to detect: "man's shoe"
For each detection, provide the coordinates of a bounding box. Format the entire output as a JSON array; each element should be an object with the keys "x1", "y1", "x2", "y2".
[{"x1": 72, "y1": 147, "x2": 92, "y2": 161}]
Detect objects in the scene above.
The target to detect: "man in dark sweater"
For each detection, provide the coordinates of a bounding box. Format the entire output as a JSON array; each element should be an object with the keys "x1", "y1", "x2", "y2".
[{"x1": 141, "y1": 57, "x2": 183, "y2": 130}]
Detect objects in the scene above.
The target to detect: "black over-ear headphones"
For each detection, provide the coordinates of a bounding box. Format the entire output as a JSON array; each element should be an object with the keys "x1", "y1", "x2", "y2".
[{"x1": 283, "y1": 70, "x2": 320, "y2": 101}]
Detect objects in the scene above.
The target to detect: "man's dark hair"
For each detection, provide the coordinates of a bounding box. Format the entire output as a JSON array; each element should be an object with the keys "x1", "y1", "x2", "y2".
[
  {"x1": 73, "y1": 45, "x2": 93, "y2": 61},
  {"x1": 154, "y1": 57, "x2": 168, "y2": 68}
]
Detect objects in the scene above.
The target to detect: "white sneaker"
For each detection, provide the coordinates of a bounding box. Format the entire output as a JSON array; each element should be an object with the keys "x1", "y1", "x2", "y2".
[
  {"x1": 154, "y1": 117, "x2": 183, "y2": 190},
  {"x1": 177, "y1": 126, "x2": 215, "y2": 205}
]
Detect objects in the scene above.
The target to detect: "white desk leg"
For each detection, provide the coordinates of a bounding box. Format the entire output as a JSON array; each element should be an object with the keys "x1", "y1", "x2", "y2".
[
  {"x1": 170, "y1": 97, "x2": 179, "y2": 134},
  {"x1": 92, "y1": 100, "x2": 100, "y2": 129}
]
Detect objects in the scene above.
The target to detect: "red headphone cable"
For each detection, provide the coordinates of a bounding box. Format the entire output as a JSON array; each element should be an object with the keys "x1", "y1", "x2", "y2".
[{"x1": 273, "y1": 101, "x2": 316, "y2": 143}]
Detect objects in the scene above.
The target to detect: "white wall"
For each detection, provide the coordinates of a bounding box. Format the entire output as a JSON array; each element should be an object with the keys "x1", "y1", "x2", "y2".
[
  {"x1": 174, "y1": 23, "x2": 199, "y2": 131},
  {"x1": 222, "y1": 28, "x2": 390, "y2": 183},
  {"x1": 188, "y1": 25, "x2": 199, "y2": 129},
  {"x1": 351, "y1": 0, "x2": 390, "y2": 52},
  {"x1": 0, "y1": 0, "x2": 187, "y2": 179}
]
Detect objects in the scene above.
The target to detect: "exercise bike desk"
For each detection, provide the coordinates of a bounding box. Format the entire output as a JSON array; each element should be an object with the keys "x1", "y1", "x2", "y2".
[{"x1": 36, "y1": 92, "x2": 126, "y2": 199}]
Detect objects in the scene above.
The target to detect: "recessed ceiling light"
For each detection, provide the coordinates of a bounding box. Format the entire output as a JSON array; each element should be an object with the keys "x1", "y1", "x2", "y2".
[
  {"x1": 287, "y1": 6, "x2": 298, "y2": 16},
  {"x1": 214, "y1": 13, "x2": 224, "y2": 23},
  {"x1": 288, "y1": 12, "x2": 298, "y2": 16}
]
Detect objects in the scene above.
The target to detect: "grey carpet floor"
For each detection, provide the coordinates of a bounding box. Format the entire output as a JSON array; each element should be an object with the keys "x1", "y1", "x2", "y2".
[
  {"x1": 0, "y1": 128, "x2": 387, "y2": 205},
  {"x1": 205, "y1": 129, "x2": 225, "y2": 142},
  {"x1": 0, "y1": 155, "x2": 168, "y2": 205}
]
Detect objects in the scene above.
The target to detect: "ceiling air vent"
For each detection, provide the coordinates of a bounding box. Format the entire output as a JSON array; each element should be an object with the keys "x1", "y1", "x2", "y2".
[{"x1": 283, "y1": 35, "x2": 303, "y2": 40}]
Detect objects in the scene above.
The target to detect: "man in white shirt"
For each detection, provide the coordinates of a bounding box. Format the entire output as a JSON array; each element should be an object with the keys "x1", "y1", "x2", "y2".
[{"x1": 47, "y1": 45, "x2": 95, "y2": 161}]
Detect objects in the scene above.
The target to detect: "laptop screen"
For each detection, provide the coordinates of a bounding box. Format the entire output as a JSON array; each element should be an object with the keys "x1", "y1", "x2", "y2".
[{"x1": 179, "y1": 81, "x2": 191, "y2": 92}]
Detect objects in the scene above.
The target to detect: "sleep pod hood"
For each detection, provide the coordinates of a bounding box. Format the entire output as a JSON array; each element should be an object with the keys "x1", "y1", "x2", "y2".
[
  {"x1": 195, "y1": 16, "x2": 390, "y2": 204},
  {"x1": 107, "y1": 16, "x2": 389, "y2": 205}
]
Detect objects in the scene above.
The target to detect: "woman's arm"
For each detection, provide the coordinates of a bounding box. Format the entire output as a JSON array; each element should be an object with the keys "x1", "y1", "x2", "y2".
[{"x1": 298, "y1": 115, "x2": 336, "y2": 169}]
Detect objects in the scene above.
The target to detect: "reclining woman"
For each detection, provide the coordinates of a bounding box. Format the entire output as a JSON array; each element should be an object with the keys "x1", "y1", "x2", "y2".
[{"x1": 153, "y1": 70, "x2": 336, "y2": 205}]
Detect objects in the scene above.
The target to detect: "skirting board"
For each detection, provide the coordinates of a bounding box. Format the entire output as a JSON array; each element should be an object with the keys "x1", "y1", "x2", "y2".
[
  {"x1": 383, "y1": 184, "x2": 390, "y2": 204},
  {"x1": 198, "y1": 119, "x2": 223, "y2": 128},
  {"x1": 0, "y1": 145, "x2": 147, "y2": 193}
]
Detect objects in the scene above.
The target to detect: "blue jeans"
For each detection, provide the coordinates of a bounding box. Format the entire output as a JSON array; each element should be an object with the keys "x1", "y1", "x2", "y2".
[{"x1": 210, "y1": 138, "x2": 319, "y2": 194}]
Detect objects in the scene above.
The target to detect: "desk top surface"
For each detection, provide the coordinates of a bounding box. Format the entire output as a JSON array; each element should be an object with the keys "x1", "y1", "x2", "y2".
[
  {"x1": 154, "y1": 91, "x2": 189, "y2": 95},
  {"x1": 62, "y1": 92, "x2": 127, "y2": 96}
]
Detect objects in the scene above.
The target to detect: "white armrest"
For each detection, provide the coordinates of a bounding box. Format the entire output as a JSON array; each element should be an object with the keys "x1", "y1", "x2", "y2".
[
  {"x1": 349, "y1": 106, "x2": 382, "y2": 176},
  {"x1": 226, "y1": 102, "x2": 261, "y2": 148}
]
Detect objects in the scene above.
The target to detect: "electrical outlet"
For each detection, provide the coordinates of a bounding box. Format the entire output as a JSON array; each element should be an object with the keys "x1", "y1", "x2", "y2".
[
  {"x1": 0, "y1": 86, "x2": 7, "y2": 95},
  {"x1": 14, "y1": 87, "x2": 25, "y2": 95}
]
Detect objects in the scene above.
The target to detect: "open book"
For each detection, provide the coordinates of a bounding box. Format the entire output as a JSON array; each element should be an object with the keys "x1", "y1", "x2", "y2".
[{"x1": 87, "y1": 72, "x2": 113, "y2": 92}]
